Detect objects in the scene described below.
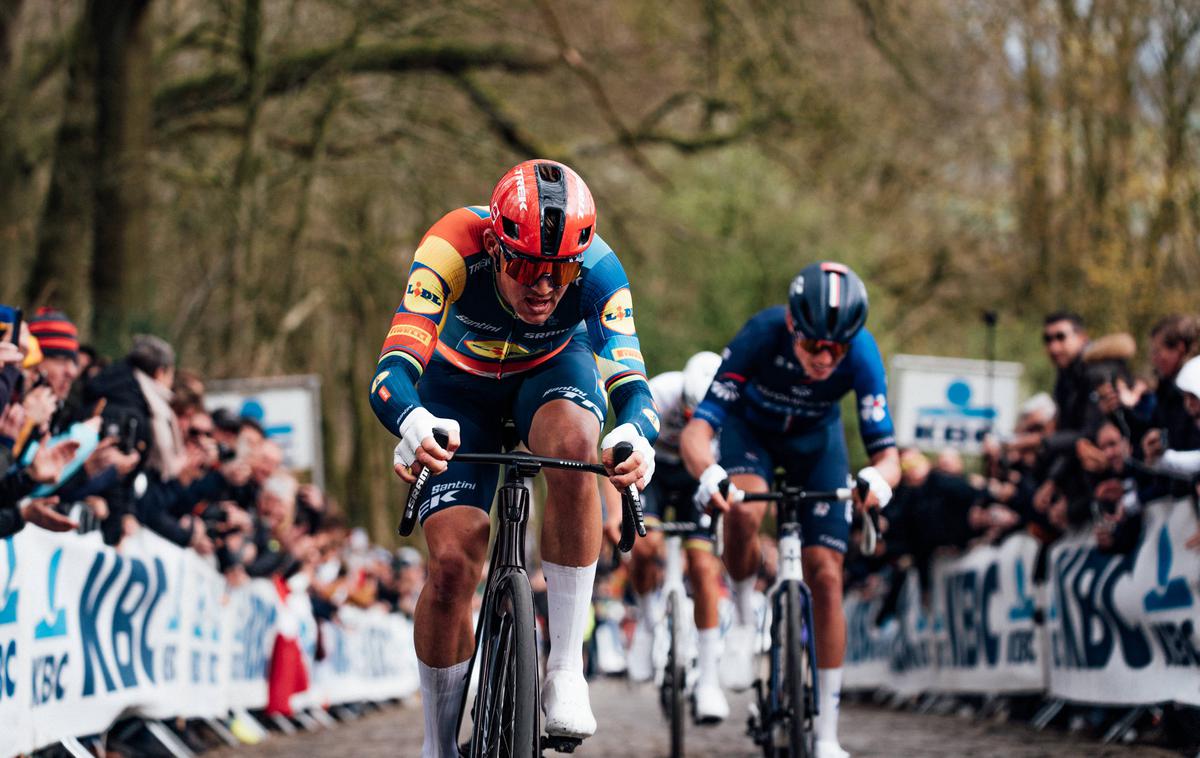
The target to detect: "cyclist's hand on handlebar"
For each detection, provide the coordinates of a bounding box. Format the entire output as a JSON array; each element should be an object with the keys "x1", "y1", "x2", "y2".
[
  {"x1": 854, "y1": 466, "x2": 892, "y2": 512},
  {"x1": 393, "y1": 408, "x2": 460, "y2": 483},
  {"x1": 600, "y1": 423, "x2": 655, "y2": 490},
  {"x1": 694, "y1": 464, "x2": 737, "y2": 513}
]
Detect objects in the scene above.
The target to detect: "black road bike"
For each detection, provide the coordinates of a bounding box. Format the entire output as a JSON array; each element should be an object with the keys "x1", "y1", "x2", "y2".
[{"x1": 399, "y1": 434, "x2": 645, "y2": 757}]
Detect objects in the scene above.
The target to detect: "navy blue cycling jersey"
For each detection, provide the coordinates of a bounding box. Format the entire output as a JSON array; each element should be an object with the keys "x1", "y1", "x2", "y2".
[{"x1": 693, "y1": 306, "x2": 896, "y2": 455}]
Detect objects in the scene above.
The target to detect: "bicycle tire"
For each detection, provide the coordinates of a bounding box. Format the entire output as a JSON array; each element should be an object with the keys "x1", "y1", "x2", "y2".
[
  {"x1": 661, "y1": 590, "x2": 685, "y2": 758},
  {"x1": 469, "y1": 572, "x2": 539, "y2": 758},
  {"x1": 782, "y1": 582, "x2": 815, "y2": 758}
]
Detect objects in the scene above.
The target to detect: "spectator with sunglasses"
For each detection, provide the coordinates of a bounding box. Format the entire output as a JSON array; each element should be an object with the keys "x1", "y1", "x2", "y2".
[
  {"x1": 368, "y1": 159, "x2": 657, "y2": 754},
  {"x1": 680, "y1": 261, "x2": 899, "y2": 758}
]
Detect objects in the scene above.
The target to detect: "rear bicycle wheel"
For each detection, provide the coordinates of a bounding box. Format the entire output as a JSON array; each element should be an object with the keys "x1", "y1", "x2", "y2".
[
  {"x1": 659, "y1": 590, "x2": 685, "y2": 758},
  {"x1": 469, "y1": 572, "x2": 540, "y2": 758}
]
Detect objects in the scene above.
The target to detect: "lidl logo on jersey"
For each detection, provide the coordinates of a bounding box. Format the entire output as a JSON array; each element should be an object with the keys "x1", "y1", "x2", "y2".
[
  {"x1": 404, "y1": 268, "x2": 445, "y2": 314},
  {"x1": 465, "y1": 339, "x2": 533, "y2": 360},
  {"x1": 601, "y1": 289, "x2": 636, "y2": 335}
]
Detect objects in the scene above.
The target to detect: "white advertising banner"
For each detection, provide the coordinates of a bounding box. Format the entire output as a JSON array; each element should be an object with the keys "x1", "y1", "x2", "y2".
[
  {"x1": 890, "y1": 354, "x2": 1023, "y2": 454},
  {"x1": 845, "y1": 534, "x2": 1043, "y2": 695},
  {"x1": 206, "y1": 374, "x2": 326, "y2": 488},
  {"x1": 1047, "y1": 498, "x2": 1200, "y2": 706},
  {"x1": 926, "y1": 533, "x2": 1043, "y2": 693},
  {"x1": 0, "y1": 526, "x2": 420, "y2": 757}
]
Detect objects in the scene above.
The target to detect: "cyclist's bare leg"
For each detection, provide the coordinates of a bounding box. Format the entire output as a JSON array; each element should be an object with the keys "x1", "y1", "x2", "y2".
[
  {"x1": 722, "y1": 473, "x2": 768, "y2": 626},
  {"x1": 686, "y1": 545, "x2": 721, "y2": 630},
  {"x1": 803, "y1": 544, "x2": 846, "y2": 750},
  {"x1": 415, "y1": 506, "x2": 491, "y2": 664},
  {"x1": 630, "y1": 529, "x2": 664, "y2": 595},
  {"x1": 531, "y1": 399, "x2": 603, "y2": 568},
  {"x1": 528, "y1": 399, "x2": 602, "y2": 736},
  {"x1": 414, "y1": 506, "x2": 490, "y2": 758}
]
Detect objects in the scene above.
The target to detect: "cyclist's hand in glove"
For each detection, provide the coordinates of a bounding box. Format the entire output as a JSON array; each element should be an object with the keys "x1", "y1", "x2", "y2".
[
  {"x1": 600, "y1": 423, "x2": 654, "y2": 490},
  {"x1": 393, "y1": 408, "x2": 460, "y2": 483},
  {"x1": 855, "y1": 466, "x2": 893, "y2": 513},
  {"x1": 694, "y1": 464, "x2": 738, "y2": 513}
]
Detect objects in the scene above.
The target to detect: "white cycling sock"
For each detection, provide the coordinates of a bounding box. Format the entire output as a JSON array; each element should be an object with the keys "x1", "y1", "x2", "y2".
[
  {"x1": 635, "y1": 590, "x2": 661, "y2": 630},
  {"x1": 813, "y1": 667, "x2": 843, "y2": 745},
  {"x1": 696, "y1": 626, "x2": 722, "y2": 689},
  {"x1": 732, "y1": 576, "x2": 757, "y2": 627},
  {"x1": 543, "y1": 560, "x2": 598, "y2": 675},
  {"x1": 418, "y1": 658, "x2": 469, "y2": 758}
]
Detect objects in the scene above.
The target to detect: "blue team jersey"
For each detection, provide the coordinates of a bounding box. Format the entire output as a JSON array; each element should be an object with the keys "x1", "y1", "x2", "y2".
[{"x1": 693, "y1": 306, "x2": 895, "y2": 455}]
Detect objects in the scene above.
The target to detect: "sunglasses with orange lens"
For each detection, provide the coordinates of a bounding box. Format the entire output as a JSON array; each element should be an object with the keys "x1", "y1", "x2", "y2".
[{"x1": 498, "y1": 242, "x2": 582, "y2": 288}]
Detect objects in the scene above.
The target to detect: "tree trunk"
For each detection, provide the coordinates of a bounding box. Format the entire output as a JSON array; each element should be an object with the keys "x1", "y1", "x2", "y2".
[
  {"x1": 90, "y1": 0, "x2": 153, "y2": 353},
  {"x1": 28, "y1": 9, "x2": 97, "y2": 323}
]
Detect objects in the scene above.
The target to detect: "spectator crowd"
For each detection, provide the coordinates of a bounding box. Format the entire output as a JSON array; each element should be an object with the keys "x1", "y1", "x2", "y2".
[{"x1": 0, "y1": 304, "x2": 426, "y2": 628}]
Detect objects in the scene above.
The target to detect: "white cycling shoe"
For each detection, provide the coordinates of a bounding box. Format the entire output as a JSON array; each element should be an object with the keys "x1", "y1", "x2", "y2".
[
  {"x1": 719, "y1": 624, "x2": 757, "y2": 691},
  {"x1": 542, "y1": 671, "x2": 597, "y2": 739},
  {"x1": 627, "y1": 624, "x2": 655, "y2": 683},
  {"x1": 815, "y1": 739, "x2": 849, "y2": 758},
  {"x1": 692, "y1": 682, "x2": 729, "y2": 724}
]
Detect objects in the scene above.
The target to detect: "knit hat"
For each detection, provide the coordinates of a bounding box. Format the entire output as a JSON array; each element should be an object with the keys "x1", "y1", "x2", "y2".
[{"x1": 28, "y1": 307, "x2": 78, "y2": 361}]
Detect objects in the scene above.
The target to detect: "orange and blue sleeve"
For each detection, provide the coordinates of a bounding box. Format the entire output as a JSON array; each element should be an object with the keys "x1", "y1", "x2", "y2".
[
  {"x1": 369, "y1": 209, "x2": 471, "y2": 435},
  {"x1": 582, "y1": 249, "x2": 660, "y2": 443}
]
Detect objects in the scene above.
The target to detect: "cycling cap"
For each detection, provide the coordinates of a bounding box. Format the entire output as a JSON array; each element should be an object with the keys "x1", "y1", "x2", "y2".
[
  {"x1": 787, "y1": 261, "x2": 869, "y2": 343},
  {"x1": 682, "y1": 351, "x2": 722, "y2": 411},
  {"x1": 490, "y1": 160, "x2": 596, "y2": 259}
]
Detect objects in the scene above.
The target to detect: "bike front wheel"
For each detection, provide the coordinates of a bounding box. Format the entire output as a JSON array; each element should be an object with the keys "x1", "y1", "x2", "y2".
[
  {"x1": 781, "y1": 581, "x2": 815, "y2": 758},
  {"x1": 469, "y1": 572, "x2": 540, "y2": 758}
]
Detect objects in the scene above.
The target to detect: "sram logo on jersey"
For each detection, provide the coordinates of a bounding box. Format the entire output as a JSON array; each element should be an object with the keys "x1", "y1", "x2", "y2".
[
  {"x1": 601, "y1": 289, "x2": 635, "y2": 335},
  {"x1": 404, "y1": 267, "x2": 445, "y2": 314}
]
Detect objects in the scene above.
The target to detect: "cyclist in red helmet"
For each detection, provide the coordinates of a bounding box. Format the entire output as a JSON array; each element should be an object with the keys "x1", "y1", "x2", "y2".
[{"x1": 370, "y1": 160, "x2": 659, "y2": 757}]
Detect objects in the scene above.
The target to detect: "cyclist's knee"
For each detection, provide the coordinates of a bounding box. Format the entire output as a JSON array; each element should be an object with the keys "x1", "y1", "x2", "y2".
[
  {"x1": 426, "y1": 548, "x2": 484, "y2": 607},
  {"x1": 529, "y1": 400, "x2": 600, "y2": 462},
  {"x1": 804, "y1": 554, "x2": 843, "y2": 601},
  {"x1": 727, "y1": 502, "x2": 763, "y2": 533},
  {"x1": 631, "y1": 530, "x2": 662, "y2": 563},
  {"x1": 686, "y1": 549, "x2": 720, "y2": 584}
]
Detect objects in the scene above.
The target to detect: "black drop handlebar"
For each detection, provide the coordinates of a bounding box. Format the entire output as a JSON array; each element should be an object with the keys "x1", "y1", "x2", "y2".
[
  {"x1": 731, "y1": 476, "x2": 880, "y2": 554},
  {"x1": 398, "y1": 431, "x2": 646, "y2": 552}
]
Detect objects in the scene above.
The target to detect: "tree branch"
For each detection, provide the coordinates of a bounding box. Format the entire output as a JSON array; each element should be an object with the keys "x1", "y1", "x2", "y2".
[{"x1": 154, "y1": 40, "x2": 558, "y2": 126}]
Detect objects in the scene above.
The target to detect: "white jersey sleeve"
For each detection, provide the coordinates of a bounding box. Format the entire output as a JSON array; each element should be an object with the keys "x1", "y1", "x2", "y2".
[{"x1": 649, "y1": 372, "x2": 687, "y2": 461}]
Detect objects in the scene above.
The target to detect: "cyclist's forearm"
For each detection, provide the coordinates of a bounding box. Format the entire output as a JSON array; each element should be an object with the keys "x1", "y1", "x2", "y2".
[
  {"x1": 680, "y1": 418, "x2": 717, "y2": 480},
  {"x1": 369, "y1": 355, "x2": 423, "y2": 435},
  {"x1": 866, "y1": 446, "x2": 901, "y2": 488},
  {"x1": 609, "y1": 376, "x2": 659, "y2": 443}
]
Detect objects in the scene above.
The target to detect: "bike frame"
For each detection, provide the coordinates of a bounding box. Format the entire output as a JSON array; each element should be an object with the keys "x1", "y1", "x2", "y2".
[
  {"x1": 455, "y1": 461, "x2": 541, "y2": 741},
  {"x1": 765, "y1": 495, "x2": 821, "y2": 718}
]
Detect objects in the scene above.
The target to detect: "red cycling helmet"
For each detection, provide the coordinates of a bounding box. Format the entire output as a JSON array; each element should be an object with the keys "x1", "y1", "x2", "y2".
[{"x1": 489, "y1": 160, "x2": 596, "y2": 287}]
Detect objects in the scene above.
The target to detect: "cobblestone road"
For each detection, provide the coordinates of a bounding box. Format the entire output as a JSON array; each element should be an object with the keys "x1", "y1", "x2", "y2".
[{"x1": 210, "y1": 680, "x2": 1181, "y2": 758}]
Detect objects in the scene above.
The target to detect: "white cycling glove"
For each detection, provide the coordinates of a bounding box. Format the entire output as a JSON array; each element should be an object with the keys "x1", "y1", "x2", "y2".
[
  {"x1": 856, "y1": 465, "x2": 893, "y2": 509},
  {"x1": 694, "y1": 463, "x2": 739, "y2": 510},
  {"x1": 393, "y1": 407, "x2": 460, "y2": 471},
  {"x1": 600, "y1": 422, "x2": 655, "y2": 490}
]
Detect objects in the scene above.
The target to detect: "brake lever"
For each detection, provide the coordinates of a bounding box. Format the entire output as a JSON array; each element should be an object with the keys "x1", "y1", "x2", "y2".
[
  {"x1": 398, "y1": 428, "x2": 450, "y2": 537},
  {"x1": 613, "y1": 442, "x2": 645, "y2": 553},
  {"x1": 854, "y1": 475, "x2": 881, "y2": 556}
]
